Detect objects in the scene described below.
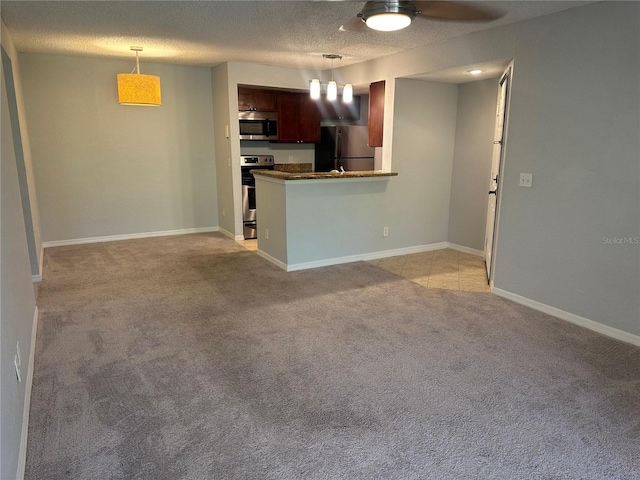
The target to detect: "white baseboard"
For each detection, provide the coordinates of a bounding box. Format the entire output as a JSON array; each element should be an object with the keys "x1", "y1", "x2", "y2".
[
  {"x1": 16, "y1": 307, "x2": 38, "y2": 480},
  {"x1": 277, "y1": 242, "x2": 449, "y2": 272},
  {"x1": 42, "y1": 227, "x2": 219, "y2": 248},
  {"x1": 447, "y1": 242, "x2": 484, "y2": 257},
  {"x1": 218, "y1": 227, "x2": 244, "y2": 241},
  {"x1": 493, "y1": 288, "x2": 640, "y2": 347},
  {"x1": 256, "y1": 249, "x2": 288, "y2": 270},
  {"x1": 31, "y1": 243, "x2": 45, "y2": 283},
  {"x1": 39, "y1": 242, "x2": 44, "y2": 274}
]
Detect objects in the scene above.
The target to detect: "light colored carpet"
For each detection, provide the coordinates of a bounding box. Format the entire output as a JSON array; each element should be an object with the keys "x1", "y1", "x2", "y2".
[{"x1": 27, "y1": 233, "x2": 640, "y2": 479}]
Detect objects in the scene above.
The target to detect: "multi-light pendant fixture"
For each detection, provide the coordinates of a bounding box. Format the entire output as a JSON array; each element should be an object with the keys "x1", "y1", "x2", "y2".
[
  {"x1": 117, "y1": 46, "x2": 162, "y2": 106},
  {"x1": 310, "y1": 54, "x2": 353, "y2": 103}
]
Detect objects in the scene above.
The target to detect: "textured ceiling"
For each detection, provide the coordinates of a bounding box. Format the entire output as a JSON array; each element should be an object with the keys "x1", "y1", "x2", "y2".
[{"x1": 1, "y1": 1, "x2": 593, "y2": 72}]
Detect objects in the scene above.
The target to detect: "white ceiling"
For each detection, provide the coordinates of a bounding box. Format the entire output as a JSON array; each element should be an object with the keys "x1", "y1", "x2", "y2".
[{"x1": 2, "y1": 1, "x2": 593, "y2": 77}]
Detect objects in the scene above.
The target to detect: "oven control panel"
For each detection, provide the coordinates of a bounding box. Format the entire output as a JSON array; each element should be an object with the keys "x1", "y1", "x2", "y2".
[{"x1": 240, "y1": 155, "x2": 274, "y2": 167}]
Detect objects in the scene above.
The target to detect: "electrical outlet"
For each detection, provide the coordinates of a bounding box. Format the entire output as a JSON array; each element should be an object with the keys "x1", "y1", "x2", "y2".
[
  {"x1": 519, "y1": 173, "x2": 533, "y2": 188},
  {"x1": 288, "y1": 155, "x2": 294, "y2": 162},
  {"x1": 222, "y1": 208, "x2": 226, "y2": 217},
  {"x1": 383, "y1": 227, "x2": 389, "y2": 237},
  {"x1": 265, "y1": 228, "x2": 269, "y2": 240}
]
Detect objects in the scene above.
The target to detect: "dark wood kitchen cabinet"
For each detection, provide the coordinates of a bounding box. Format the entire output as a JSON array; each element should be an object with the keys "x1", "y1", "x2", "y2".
[
  {"x1": 368, "y1": 80, "x2": 385, "y2": 147},
  {"x1": 277, "y1": 92, "x2": 321, "y2": 143},
  {"x1": 238, "y1": 87, "x2": 277, "y2": 112}
]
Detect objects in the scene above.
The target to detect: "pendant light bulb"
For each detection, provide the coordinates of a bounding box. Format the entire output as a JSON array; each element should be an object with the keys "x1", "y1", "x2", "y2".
[
  {"x1": 310, "y1": 79, "x2": 321, "y2": 100},
  {"x1": 327, "y1": 81, "x2": 338, "y2": 101},
  {"x1": 343, "y1": 84, "x2": 353, "y2": 103}
]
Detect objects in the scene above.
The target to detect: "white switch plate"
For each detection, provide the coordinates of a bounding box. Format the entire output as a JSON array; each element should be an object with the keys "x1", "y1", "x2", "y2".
[
  {"x1": 265, "y1": 228, "x2": 269, "y2": 240},
  {"x1": 519, "y1": 173, "x2": 533, "y2": 188},
  {"x1": 383, "y1": 226, "x2": 389, "y2": 237}
]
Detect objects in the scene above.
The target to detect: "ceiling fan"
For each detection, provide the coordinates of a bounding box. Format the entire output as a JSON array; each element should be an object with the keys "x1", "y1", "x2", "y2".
[{"x1": 341, "y1": 1, "x2": 504, "y2": 32}]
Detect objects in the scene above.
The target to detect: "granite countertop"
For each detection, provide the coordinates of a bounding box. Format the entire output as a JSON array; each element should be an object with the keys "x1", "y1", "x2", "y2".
[
  {"x1": 273, "y1": 163, "x2": 313, "y2": 173},
  {"x1": 252, "y1": 170, "x2": 398, "y2": 180}
]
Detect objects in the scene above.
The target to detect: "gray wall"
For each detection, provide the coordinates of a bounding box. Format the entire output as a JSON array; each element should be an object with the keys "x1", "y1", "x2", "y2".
[
  {"x1": 211, "y1": 63, "x2": 235, "y2": 236},
  {"x1": 388, "y1": 79, "x2": 458, "y2": 247},
  {"x1": 20, "y1": 53, "x2": 218, "y2": 243},
  {"x1": 494, "y1": 3, "x2": 639, "y2": 335},
  {"x1": 338, "y1": 2, "x2": 640, "y2": 337},
  {"x1": 1, "y1": 22, "x2": 42, "y2": 278},
  {"x1": 1, "y1": 44, "x2": 37, "y2": 480},
  {"x1": 448, "y1": 78, "x2": 499, "y2": 251}
]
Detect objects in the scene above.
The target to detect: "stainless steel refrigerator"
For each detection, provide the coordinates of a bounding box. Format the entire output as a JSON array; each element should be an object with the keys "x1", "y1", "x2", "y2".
[{"x1": 315, "y1": 126, "x2": 375, "y2": 172}]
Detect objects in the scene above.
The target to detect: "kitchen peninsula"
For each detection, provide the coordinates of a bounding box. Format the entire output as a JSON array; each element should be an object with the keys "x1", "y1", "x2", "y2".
[{"x1": 252, "y1": 170, "x2": 398, "y2": 271}]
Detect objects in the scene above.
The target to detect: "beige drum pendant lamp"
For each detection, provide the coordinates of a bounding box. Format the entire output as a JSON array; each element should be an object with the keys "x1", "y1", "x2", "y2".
[{"x1": 117, "y1": 46, "x2": 161, "y2": 106}]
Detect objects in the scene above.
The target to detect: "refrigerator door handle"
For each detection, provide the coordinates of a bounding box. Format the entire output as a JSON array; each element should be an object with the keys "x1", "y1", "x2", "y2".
[{"x1": 337, "y1": 129, "x2": 343, "y2": 160}]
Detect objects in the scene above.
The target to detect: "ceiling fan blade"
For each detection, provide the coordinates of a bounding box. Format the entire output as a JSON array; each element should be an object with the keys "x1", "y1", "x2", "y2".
[
  {"x1": 339, "y1": 15, "x2": 367, "y2": 32},
  {"x1": 413, "y1": 1, "x2": 503, "y2": 21}
]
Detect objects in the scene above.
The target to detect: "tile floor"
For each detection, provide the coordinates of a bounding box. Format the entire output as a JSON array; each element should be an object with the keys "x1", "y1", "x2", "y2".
[
  {"x1": 238, "y1": 239, "x2": 258, "y2": 252},
  {"x1": 238, "y1": 239, "x2": 489, "y2": 293},
  {"x1": 367, "y1": 249, "x2": 490, "y2": 293}
]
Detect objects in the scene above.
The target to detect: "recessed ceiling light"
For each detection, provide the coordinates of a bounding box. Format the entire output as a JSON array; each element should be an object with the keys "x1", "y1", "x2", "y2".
[{"x1": 468, "y1": 69, "x2": 483, "y2": 75}]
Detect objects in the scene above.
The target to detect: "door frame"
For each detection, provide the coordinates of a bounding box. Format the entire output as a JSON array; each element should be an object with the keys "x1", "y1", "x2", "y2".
[{"x1": 485, "y1": 63, "x2": 513, "y2": 288}]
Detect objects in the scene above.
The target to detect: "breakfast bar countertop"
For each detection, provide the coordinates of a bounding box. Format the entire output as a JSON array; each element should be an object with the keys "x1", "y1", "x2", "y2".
[{"x1": 251, "y1": 170, "x2": 398, "y2": 181}]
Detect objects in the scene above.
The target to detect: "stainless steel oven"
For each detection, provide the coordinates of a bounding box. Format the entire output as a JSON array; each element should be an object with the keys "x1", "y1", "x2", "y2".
[{"x1": 240, "y1": 155, "x2": 274, "y2": 239}]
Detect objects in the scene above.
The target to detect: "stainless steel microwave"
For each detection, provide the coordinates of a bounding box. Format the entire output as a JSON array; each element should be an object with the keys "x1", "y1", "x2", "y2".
[{"x1": 239, "y1": 111, "x2": 278, "y2": 141}]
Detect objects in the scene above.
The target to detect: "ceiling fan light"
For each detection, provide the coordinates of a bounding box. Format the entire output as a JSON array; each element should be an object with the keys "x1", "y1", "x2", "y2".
[
  {"x1": 365, "y1": 12, "x2": 412, "y2": 32},
  {"x1": 343, "y1": 84, "x2": 353, "y2": 103},
  {"x1": 327, "y1": 81, "x2": 338, "y2": 101},
  {"x1": 310, "y1": 79, "x2": 321, "y2": 100}
]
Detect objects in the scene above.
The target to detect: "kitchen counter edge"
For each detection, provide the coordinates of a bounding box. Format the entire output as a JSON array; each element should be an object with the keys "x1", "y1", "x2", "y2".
[{"x1": 251, "y1": 170, "x2": 398, "y2": 181}]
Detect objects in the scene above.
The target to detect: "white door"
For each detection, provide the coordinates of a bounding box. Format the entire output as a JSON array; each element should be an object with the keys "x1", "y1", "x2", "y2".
[{"x1": 485, "y1": 67, "x2": 511, "y2": 282}]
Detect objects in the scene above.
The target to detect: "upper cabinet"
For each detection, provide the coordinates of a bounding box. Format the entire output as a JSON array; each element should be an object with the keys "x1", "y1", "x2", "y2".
[
  {"x1": 368, "y1": 80, "x2": 385, "y2": 147},
  {"x1": 277, "y1": 92, "x2": 321, "y2": 144},
  {"x1": 316, "y1": 95, "x2": 361, "y2": 122},
  {"x1": 238, "y1": 87, "x2": 277, "y2": 112}
]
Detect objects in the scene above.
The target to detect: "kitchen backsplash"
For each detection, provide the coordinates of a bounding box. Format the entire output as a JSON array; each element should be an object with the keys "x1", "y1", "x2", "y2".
[{"x1": 240, "y1": 140, "x2": 314, "y2": 165}]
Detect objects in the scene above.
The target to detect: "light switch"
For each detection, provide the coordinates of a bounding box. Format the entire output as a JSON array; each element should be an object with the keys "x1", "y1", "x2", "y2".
[{"x1": 519, "y1": 173, "x2": 533, "y2": 188}]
